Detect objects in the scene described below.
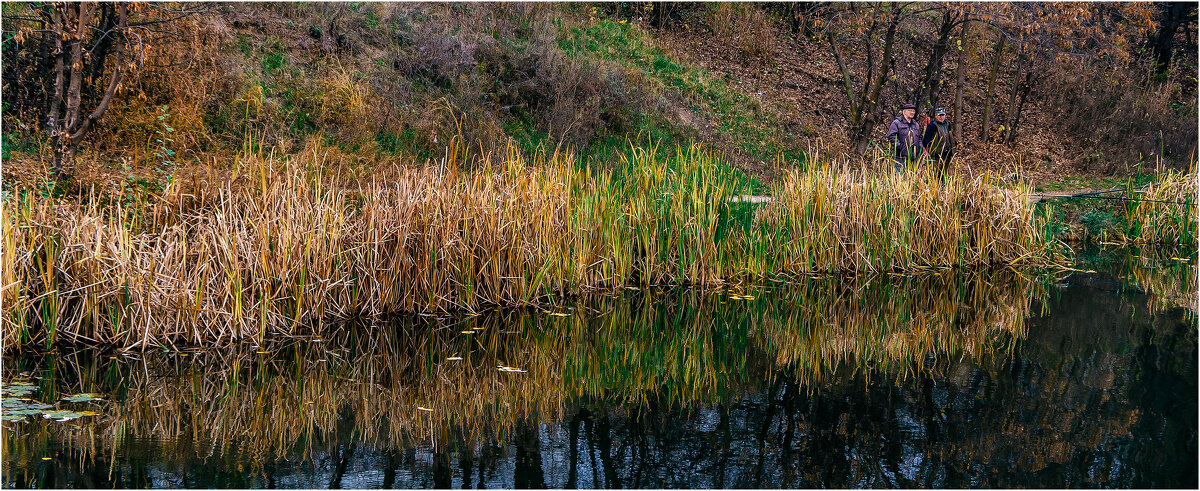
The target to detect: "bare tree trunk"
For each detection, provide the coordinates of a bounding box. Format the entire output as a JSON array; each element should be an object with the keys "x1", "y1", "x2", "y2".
[
  {"x1": 1001, "y1": 43, "x2": 1026, "y2": 142},
  {"x1": 916, "y1": 9, "x2": 958, "y2": 115},
  {"x1": 1151, "y1": 2, "x2": 1197, "y2": 79},
  {"x1": 1006, "y1": 70, "x2": 1033, "y2": 143},
  {"x1": 852, "y1": 6, "x2": 900, "y2": 155},
  {"x1": 979, "y1": 33, "x2": 1006, "y2": 143},
  {"x1": 48, "y1": 4, "x2": 68, "y2": 179},
  {"x1": 827, "y1": 33, "x2": 858, "y2": 122},
  {"x1": 46, "y1": 2, "x2": 129, "y2": 185},
  {"x1": 952, "y1": 15, "x2": 969, "y2": 144}
]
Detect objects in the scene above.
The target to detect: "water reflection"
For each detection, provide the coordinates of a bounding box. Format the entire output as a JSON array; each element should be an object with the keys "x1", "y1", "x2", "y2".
[{"x1": 3, "y1": 251, "x2": 1196, "y2": 488}]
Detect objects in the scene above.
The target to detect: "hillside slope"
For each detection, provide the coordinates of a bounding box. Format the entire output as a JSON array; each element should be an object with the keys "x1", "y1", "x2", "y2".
[{"x1": 1, "y1": 2, "x2": 1195, "y2": 195}]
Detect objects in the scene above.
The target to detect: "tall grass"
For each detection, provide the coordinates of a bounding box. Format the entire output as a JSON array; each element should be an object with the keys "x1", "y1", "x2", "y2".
[
  {"x1": 753, "y1": 160, "x2": 1053, "y2": 274},
  {"x1": 1125, "y1": 170, "x2": 1197, "y2": 245},
  {"x1": 2, "y1": 143, "x2": 1064, "y2": 350}
]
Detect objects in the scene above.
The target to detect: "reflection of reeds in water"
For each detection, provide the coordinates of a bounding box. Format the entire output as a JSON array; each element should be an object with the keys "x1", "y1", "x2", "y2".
[
  {"x1": 1125, "y1": 248, "x2": 1198, "y2": 314},
  {"x1": 3, "y1": 272, "x2": 1045, "y2": 467},
  {"x1": 2, "y1": 143, "x2": 1062, "y2": 351},
  {"x1": 752, "y1": 270, "x2": 1041, "y2": 382}
]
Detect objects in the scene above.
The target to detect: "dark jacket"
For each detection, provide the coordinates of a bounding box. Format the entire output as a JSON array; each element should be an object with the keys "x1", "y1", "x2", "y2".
[
  {"x1": 887, "y1": 115, "x2": 923, "y2": 159},
  {"x1": 922, "y1": 120, "x2": 954, "y2": 159}
]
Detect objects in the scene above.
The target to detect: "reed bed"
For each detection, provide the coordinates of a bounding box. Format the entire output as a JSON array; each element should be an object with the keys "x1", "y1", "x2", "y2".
[
  {"x1": 3, "y1": 271, "x2": 1041, "y2": 467},
  {"x1": 2, "y1": 143, "x2": 1063, "y2": 350},
  {"x1": 753, "y1": 163, "x2": 1054, "y2": 274},
  {"x1": 1125, "y1": 170, "x2": 1198, "y2": 245}
]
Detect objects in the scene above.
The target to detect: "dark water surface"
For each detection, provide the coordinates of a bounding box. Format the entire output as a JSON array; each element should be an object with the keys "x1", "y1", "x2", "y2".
[{"x1": 3, "y1": 247, "x2": 1196, "y2": 488}]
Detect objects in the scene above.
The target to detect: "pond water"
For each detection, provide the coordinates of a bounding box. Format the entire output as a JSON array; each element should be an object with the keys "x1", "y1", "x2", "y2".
[{"x1": 2, "y1": 246, "x2": 1196, "y2": 489}]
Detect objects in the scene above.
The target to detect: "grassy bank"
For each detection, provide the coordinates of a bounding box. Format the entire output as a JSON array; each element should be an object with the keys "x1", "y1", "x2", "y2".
[{"x1": 2, "y1": 143, "x2": 1065, "y2": 350}]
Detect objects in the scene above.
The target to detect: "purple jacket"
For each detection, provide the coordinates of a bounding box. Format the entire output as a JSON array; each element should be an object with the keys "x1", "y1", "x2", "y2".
[{"x1": 887, "y1": 115, "x2": 923, "y2": 159}]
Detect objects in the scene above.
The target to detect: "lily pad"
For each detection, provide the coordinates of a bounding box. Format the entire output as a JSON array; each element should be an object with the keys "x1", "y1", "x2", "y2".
[
  {"x1": 41, "y1": 410, "x2": 84, "y2": 421},
  {"x1": 1, "y1": 384, "x2": 37, "y2": 397},
  {"x1": 61, "y1": 393, "x2": 103, "y2": 403},
  {"x1": 1, "y1": 414, "x2": 27, "y2": 422}
]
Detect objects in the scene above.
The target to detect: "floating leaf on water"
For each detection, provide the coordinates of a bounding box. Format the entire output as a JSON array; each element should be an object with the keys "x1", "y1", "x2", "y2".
[
  {"x1": 79, "y1": 411, "x2": 98, "y2": 417},
  {"x1": 41, "y1": 457, "x2": 51, "y2": 460},
  {"x1": 42, "y1": 410, "x2": 84, "y2": 421},
  {"x1": 460, "y1": 330, "x2": 474, "y2": 334},
  {"x1": 1, "y1": 414, "x2": 27, "y2": 422},
  {"x1": 62, "y1": 393, "x2": 103, "y2": 403},
  {"x1": 1, "y1": 384, "x2": 37, "y2": 397},
  {"x1": 1, "y1": 398, "x2": 22, "y2": 405}
]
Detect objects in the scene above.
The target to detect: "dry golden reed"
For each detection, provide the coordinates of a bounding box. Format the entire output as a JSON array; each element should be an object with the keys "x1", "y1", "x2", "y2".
[
  {"x1": 2, "y1": 143, "x2": 1062, "y2": 350},
  {"x1": 1125, "y1": 170, "x2": 1197, "y2": 245}
]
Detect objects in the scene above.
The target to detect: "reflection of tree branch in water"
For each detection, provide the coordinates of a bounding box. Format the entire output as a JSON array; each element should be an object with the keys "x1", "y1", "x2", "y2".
[{"x1": 327, "y1": 442, "x2": 356, "y2": 489}]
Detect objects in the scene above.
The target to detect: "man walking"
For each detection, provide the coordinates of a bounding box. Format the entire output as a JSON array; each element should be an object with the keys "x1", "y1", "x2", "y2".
[
  {"x1": 922, "y1": 107, "x2": 956, "y2": 179},
  {"x1": 887, "y1": 103, "x2": 923, "y2": 172}
]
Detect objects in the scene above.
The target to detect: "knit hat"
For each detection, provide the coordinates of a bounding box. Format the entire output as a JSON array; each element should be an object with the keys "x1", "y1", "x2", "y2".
[{"x1": 934, "y1": 108, "x2": 947, "y2": 116}]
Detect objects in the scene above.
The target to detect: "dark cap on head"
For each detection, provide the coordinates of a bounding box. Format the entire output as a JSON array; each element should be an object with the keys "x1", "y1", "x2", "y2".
[
  {"x1": 935, "y1": 108, "x2": 946, "y2": 116},
  {"x1": 901, "y1": 103, "x2": 916, "y2": 110}
]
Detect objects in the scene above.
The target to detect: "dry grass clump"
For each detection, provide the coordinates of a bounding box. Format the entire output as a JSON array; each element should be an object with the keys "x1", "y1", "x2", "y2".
[
  {"x1": 2, "y1": 145, "x2": 584, "y2": 350},
  {"x1": 707, "y1": 3, "x2": 780, "y2": 60},
  {"x1": 1126, "y1": 170, "x2": 1197, "y2": 245},
  {"x1": 752, "y1": 161, "x2": 1060, "y2": 274},
  {"x1": 1, "y1": 143, "x2": 1060, "y2": 350}
]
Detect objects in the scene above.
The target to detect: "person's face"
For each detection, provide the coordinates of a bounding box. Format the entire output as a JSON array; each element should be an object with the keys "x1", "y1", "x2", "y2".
[
  {"x1": 936, "y1": 113, "x2": 946, "y2": 123},
  {"x1": 903, "y1": 108, "x2": 915, "y2": 119}
]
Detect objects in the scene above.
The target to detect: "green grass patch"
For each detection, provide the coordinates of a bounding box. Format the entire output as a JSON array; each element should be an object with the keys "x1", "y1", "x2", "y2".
[{"x1": 557, "y1": 19, "x2": 805, "y2": 167}]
